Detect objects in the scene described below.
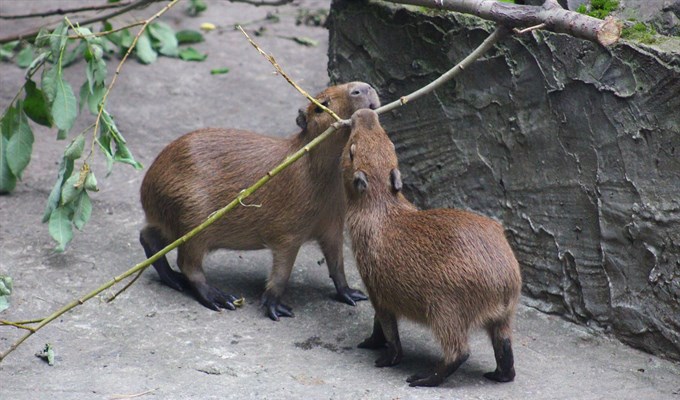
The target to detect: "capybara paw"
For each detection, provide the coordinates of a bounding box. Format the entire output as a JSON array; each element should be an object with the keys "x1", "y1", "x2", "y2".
[
  {"x1": 483, "y1": 368, "x2": 515, "y2": 382},
  {"x1": 375, "y1": 348, "x2": 402, "y2": 367},
  {"x1": 358, "y1": 335, "x2": 387, "y2": 349},
  {"x1": 194, "y1": 284, "x2": 239, "y2": 311},
  {"x1": 337, "y1": 287, "x2": 369, "y2": 306},
  {"x1": 407, "y1": 371, "x2": 445, "y2": 387},
  {"x1": 261, "y1": 296, "x2": 294, "y2": 321}
]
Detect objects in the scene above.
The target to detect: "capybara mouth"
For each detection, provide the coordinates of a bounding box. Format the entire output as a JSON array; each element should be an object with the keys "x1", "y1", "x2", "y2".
[{"x1": 369, "y1": 102, "x2": 378, "y2": 110}]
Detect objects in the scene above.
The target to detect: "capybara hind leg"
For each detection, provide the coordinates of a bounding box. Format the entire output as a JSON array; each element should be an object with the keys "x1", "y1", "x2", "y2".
[
  {"x1": 262, "y1": 244, "x2": 301, "y2": 321},
  {"x1": 407, "y1": 352, "x2": 470, "y2": 387},
  {"x1": 373, "y1": 310, "x2": 402, "y2": 367},
  {"x1": 484, "y1": 321, "x2": 516, "y2": 382},
  {"x1": 178, "y1": 247, "x2": 237, "y2": 311},
  {"x1": 408, "y1": 322, "x2": 470, "y2": 387},
  {"x1": 140, "y1": 226, "x2": 187, "y2": 292},
  {"x1": 358, "y1": 314, "x2": 387, "y2": 349},
  {"x1": 318, "y1": 231, "x2": 367, "y2": 306}
]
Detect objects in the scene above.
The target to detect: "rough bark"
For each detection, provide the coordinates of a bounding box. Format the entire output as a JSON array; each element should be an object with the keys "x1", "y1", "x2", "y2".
[{"x1": 328, "y1": 0, "x2": 680, "y2": 360}]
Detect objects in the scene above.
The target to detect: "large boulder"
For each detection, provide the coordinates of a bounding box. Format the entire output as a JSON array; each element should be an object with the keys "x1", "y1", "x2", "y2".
[{"x1": 328, "y1": 0, "x2": 680, "y2": 360}]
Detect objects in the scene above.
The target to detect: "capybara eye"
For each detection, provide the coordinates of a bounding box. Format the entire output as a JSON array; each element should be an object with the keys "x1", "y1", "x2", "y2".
[{"x1": 315, "y1": 100, "x2": 330, "y2": 113}]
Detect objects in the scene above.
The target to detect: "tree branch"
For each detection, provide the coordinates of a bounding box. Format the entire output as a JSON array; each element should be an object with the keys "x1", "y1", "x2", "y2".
[
  {"x1": 386, "y1": 0, "x2": 622, "y2": 46},
  {"x1": 0, "y1": 0, "x2": 159, "y2": 44},
  {"x1": 0, "y1": 1, "x2": 134, "y2": 20},
  {"x1": 229, "y1": 0, "x2": 294, "y2": 6}
]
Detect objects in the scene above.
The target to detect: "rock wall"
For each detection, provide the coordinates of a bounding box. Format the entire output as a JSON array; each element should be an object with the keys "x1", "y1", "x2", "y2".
[{"x1": 327, "y1": 0, "x2": 680, "y2": 360}]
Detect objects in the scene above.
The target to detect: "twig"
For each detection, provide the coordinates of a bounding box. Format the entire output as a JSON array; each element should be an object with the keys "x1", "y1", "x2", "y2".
[
  {"x1": 109, "y1": 388, "x2": 158, "y2": 400},
  {"x1": 0, "y1": 320, "x2": 36, "y2": 332},
  {"x1": 0, "y1": 1, "x2": 134, "y2": 20},
  {"x1": 0, "y1": 19, "x2": 510, "y2": 364},
  {"x1": 0, "y1": 0, "x2": 157, "y2": 44},
  {"x1": 67, "y1": 21, "x2": 146, "y2": 40},
  {"x1": 238, "y1": 26, "x2": 342, "y2": 122},
  {"x1": 386, "y1": 0, "x2": 621, "y2": 46},
  {"x1": 87, "y1": 0, "x2": 182, "y2": 162},
  {"x1": 229, "y1": 0, "x2": 294, "y2": 6},
  {"x1": 105, "y1": 269, "x2": 145, "y2": 303},
  {"x1": 514, "y1": 23, "x2": 546, "y2": 34},
  {"x1": 1, "y1": 318, "x2": 43, "y2": 325},
  {"x1": 376, "y1": 25, "x2": 510, "y2": 115}
]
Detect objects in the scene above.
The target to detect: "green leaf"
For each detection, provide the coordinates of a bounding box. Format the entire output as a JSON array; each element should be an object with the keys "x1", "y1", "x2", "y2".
[
  {"x1": 36, "y1": 343, "x2": 55, "y2": 366},
  {"x1": 210, "y1": 67, "x2": 230, "y2": 75},
  {"x1": 84, "y1": 171, "x2": 98, "y2": 191},
  {"x1": 292, "y1": 36, "x2": 318, "y2": 47},
  {"x1": 0, "y1": 40, "x2": 19, "y2": 60},
  {"x1": 0, "y1": 275, "x2": 12, "y2": 313},
  {"x1": 24, "y1": 79, "x2": 52, "y2": 127},
  {"x1": 64, "y1": 133, "x2": 85, "y2": 160},
  {"x1": 187, "y1": 0, "x2": 207, "y2": 16},
  {"x1": 16, "y1": 45, "x2": 34, "y2": 68},
  {"x1": 42, "y1": 158, "x2": 74, "y2": 222},
  {"x1": 62, "y1": 40, "x2": 87, "y2": 68},
  {"x1": 49, "y1": 206, "x2": 73, "y2": 252},
  {"x1": 114, "y1": 142, "x2": 143, "y2": 170},
  {"x1": 34, "y1": 27, "x2": 51, "y2": 47},
  {"x1": 60, "y1": 173, "x2": 82, "y2": 205},
  {"x1": 73, "y1": 191, "x2": 92, "y2": 230},
  {"x1": 135, "y1": 30, "x2": 157, "y2": 64},
  {"x1": 50, "y1": 20, "x2": 68, "y2": 59},
  {"x1": 7, "y1": 107, "x2": 34, "y2": 179},
  {"x1": 51, "y1": 73, "x2": 78, "y2": 135},
  {"x1": 149, "y1": 21, "x2": 179, "y2": 57},
  {"x1": 179, "y1": 47, "x2": 207, "y2": 61},
  {"x1": 88, "y1": 85, "x2": 106, "y2": 115},
  {"x1": 41, "y1": 65, "x2": 59, "y2": 105},
  {"x1": 176, "y1": 30, "x2": 204, "y2": 44},
  {"x1": 0, "y1": 135, "x2": 17, "y2": 194}
]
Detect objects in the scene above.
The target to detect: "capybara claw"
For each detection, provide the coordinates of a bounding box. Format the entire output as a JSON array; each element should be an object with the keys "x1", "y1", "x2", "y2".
[{"x1": 337, "y1": 287, "x2": 368, "y2": 306}]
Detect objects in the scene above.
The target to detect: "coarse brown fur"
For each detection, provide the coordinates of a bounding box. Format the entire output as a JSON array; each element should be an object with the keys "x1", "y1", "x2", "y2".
[
  {"x1": 139, "y1": 82, "x2": 379, "y2": 320},
  {"x1": 343, "y1": 109, "x2": 522, "y2": 387}
]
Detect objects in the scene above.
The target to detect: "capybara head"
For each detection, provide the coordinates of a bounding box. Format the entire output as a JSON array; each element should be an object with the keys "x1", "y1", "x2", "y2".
[
  {"x1": 296, "y1": 82, "x2": 380, "y2": 138},
  {"x1": 343, "y1": 109, "x2": 402, "y2": 200}
]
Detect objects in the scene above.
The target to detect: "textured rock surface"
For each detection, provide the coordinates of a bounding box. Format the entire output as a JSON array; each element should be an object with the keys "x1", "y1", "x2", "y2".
[{"x1": 328, "y1": 0, "x2": 680, "y2": 360}]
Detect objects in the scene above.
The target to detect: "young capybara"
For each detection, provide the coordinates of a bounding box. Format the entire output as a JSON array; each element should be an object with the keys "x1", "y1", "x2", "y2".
[
  {"x1": 343, "y1": 109, "x2": 522, "y2": 387},
  {"x1": 140, "y1": 82, "x2": 380, "y2": 320}
]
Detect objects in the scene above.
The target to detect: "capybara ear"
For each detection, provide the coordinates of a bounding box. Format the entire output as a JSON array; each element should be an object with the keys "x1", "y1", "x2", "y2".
[
  {"x1": 354, "y1": 170, "x2": 368, "y2": 193},
  {"x1": 390, "y1": 168, "x2": 402, "y2": 192},
  {"x1": 349, "y1": 143, "x2": 356, "y2": 162},
  {"x1": 296, "y1": 108, "x2": 307, "y2": 130}
]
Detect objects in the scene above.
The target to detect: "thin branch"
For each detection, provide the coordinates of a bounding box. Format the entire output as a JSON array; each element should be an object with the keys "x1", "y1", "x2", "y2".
[
  {"x1": 229, "y1": 0, "x2": 294, "y2": 6},
  {"x1": 109, "y1": 388, "x2": 159, "y2": 400},
  {"x1": 238, "y1": 26, "x2": 342, "y2": 122},
  {"x1": 376, "y1": 25, "x2": 510, "y2": 115},
  {"x1": 105, "y1": 270, "x2": 144, "y2": 303},
  {"x1": 0, "y1": 320, "x2": 36, "y2": 332},
  {"x1": 386, "y1": 0, "x2": 621, "y2": 46},
  {"x1": 0, "y1": 0, "x2": 158, "y2": 44},
  {"x1": 67, "y1": 21, "x2": 146, "y2": 40},
  {"x1": 87, "y1": 0, "x2": 182, "y2": 162},
  {"x1": 0, "y1": 1, "x2": 134, "y2": 20}
]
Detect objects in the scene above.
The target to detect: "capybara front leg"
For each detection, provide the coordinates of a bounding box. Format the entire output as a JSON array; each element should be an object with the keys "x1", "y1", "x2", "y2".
[
  {"x1": 262, "y1": 244, "x2": 301, "y2": 321},
  {"x1": 319, "y1": 230, "x2": 367, "y2": 306}
]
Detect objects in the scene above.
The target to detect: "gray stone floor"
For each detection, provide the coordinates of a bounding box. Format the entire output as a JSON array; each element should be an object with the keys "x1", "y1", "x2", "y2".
[{"x1": 1, "y1": 1, "x2": 679, "y2": 399}]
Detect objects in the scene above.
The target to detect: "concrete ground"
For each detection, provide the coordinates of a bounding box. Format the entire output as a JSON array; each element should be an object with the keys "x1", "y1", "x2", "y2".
[{"x1": 1, "y1": 1, "x2": 679, "y2": 399}]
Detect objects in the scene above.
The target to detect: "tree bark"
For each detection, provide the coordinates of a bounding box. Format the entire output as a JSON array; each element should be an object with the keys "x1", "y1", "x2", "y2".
[{"x1": 386, "y1": 0, "x2": 621, "y2": 46}]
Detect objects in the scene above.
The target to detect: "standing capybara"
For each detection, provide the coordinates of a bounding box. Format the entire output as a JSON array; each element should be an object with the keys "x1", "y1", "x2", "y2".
[
  {"x1": 140, "y1": 82, "x2": 380, "y2": 320},
  {"x1": 342, "y1": 109, "x2": 522, "y2": 386}
]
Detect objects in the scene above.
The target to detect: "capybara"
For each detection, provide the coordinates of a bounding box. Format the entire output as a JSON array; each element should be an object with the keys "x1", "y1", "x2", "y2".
[
  {"x1": 343, "y1": 109, "x2": 521, "y2": 386},
  {"x1": 140, "y1": 82, "x2": 380, "y2": 320}
]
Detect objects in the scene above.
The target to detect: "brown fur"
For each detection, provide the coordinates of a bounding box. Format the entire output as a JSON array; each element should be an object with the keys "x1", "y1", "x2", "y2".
[
  {"x1": 343, "y1": 109, "x2": 522, "y2": 387},
  {"x1": 140, "y1": 82, "x2": 379, "y2": 320}
]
